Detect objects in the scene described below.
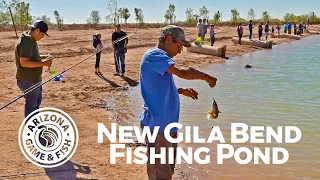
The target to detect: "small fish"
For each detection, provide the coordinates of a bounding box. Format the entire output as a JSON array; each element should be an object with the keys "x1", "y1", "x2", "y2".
[{"x1": 207, "y1": 98, "x2": 221, "y2": 120}]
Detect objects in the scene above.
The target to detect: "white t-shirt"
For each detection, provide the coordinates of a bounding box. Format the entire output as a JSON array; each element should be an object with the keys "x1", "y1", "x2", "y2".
[{"x1": 197, "y1": 23, "x2": 204, "y2": 35}]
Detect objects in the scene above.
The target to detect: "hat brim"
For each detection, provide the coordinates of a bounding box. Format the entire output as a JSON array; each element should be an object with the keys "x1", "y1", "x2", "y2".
[
  {"x1": 180, "y1": 40, "x2": 191, "y2": 47},
  {"x1": 27, "y1": 24, "x2": 49, "y2": 36}
]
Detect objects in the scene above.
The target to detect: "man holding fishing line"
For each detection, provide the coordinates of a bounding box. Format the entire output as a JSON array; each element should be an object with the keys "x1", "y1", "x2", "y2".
[
  {"x1": 139, "y1": 25, "x2": 217, "y2": 180},
  {"x1": 15, "y1": 20, "x2": 53, "y2": 118}
]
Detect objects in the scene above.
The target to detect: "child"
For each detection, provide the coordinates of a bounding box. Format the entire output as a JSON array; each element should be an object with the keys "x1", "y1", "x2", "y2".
[
  {"x1": 93, "y1": 33, "x2": 103, "y2": 75},
  {"x1": 210, "y1": 24, "x2": 216, "y2": 46}
]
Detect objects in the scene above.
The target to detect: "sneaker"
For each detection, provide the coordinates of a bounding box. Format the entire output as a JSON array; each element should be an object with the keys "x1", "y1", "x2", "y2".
[
  {"x1": 114, "y1": 72, "x2": 120, "y2": 76},
  {"x1": 121, "y1": 72, "x2": 125, "y2": 76}
]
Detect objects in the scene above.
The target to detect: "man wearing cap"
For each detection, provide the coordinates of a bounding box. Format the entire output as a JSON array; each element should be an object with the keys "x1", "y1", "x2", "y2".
[
  {"x1": 139, "y1": 25, "x2": 217, "y2": 180},
  {"x1": 112, "y1": 24, "x2": 128, "y2": 76},
  {"x1": 15, "y1": 20, "x2": 53, "y2": 118}
]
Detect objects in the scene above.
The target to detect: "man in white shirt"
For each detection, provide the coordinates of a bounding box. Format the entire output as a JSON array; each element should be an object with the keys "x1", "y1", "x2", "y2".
[{"x1": 197, "y1": 19, "x2": 204, "y2": 38}]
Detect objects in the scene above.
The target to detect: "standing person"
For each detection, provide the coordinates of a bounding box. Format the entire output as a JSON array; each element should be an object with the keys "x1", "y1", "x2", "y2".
[
  {"x1": 112, "y1": 24, "x2": 128, "y2": 76},
  {"x1": 276, "y1": 25, "x2": 281, "y2": 38},
  {"x1": 210, "y1": 24, "x2": 216, "y2": 46},
  {"x1": 202, "y1": 18, "x2": 208, "y2": 40},
  {"x1": 294, "y1": 24, "x2": 297, "y2": 35},
  {"x1": 93, "y1": 33, "x2": 103, "y2": 75},
  {"x1": 237, "y1": 23, "x2": 243, "y2": 44},
  {"x1": 287, "y1": 22, "x2": 292, "y2": 34},
  {"x1": 139, "y1": 25, "x2": 217, "y2": 180},
  {"x1": 196, "y1": 19, "x2": 204, "y2": 40},
  {"x1": 248, "y1": 20, "x2": 253, "y2": 40},
  {"x1": 284, "y1": 23, "x2": 287, "y2": 34},
  {"x1": 265, "y1": 21, "x2": 270, "y2": 41},
  {"x1": 258, "y1": 23, "x2": 263, "y2": 40},
  {"x1": 15, "y1": 20, "x2": 52, "y2": 118}
]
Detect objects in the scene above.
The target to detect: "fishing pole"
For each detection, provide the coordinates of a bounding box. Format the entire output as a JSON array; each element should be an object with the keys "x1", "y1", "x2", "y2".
[
  {"x1": 0, "y1": 29, "x2": 137, "y2": 111},
  {"x1": 8, "y1": 7, "x2": 18, "y2": 39}
]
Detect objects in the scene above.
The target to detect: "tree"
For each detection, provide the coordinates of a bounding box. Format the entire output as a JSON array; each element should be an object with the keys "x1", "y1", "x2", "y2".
[
  {"x1": 0, "y1": 0, "x2": 10, "y2": 24},
  {"x1": 231, "y1": 8, "x2": 240, "y2": 24},
  {"x1": 213, "y1": 12, "x2": 220, "y2": 23},
  {"x1": 199, "y1": 6, "x2": 210, "y2": 20},
  {"x1": 106, "y1": 0, "x2": 118, "y2": 24},
  {"x1": 247, "y1": 8, "x2": 255, "y2": 20},
  {"x1": 54, "y1": 10, "x2": 63, "y2": 30},
  {"x1": 134, "y1": 8, "x2": 144, "y2": 25},
  {"x1": 185, "y1": 8, "x2": 196, "y2": 25},
  {"x1": 87, "y1": 10, "x2": 100, "y2": 24},
  {"x1": 121, "y1": 8, "x2": 130, "y2": 24},
  {"x1": 262, "y1": 11, "x2": 270, "y2": 22},
  {"x1": 164, "y1": 4, "x2": 175, "y2": 24}
]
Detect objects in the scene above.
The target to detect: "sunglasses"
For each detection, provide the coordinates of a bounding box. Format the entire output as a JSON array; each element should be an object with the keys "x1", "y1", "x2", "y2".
[{"x1": 173, "y1": 39, "x2": 183, "y2": 51}]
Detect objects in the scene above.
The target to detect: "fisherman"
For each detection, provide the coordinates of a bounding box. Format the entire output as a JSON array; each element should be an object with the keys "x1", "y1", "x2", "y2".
[
  {"x1": 139, "y1": 25, "x2": 217, "y2": 180},
  {"x1": 15, "y1": 20, "x2": 52, "y2": 118},
  {"x1": 112, "y1": 24, "x2": 128, "y2": 76}
]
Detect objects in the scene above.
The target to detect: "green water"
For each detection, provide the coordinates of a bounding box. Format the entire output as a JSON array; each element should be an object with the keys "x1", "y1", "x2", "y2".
[{"x1": 115, "y1": 36, "x2": 320, "y2": 179}]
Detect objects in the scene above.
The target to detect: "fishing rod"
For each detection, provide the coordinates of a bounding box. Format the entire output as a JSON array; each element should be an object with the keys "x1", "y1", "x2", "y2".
[
  {"x1": 8, "y1": 7, "x2": 18, "y2": 39},
  {"x1": 0, "y1": 29, "x2": 137, "y2": 111}
]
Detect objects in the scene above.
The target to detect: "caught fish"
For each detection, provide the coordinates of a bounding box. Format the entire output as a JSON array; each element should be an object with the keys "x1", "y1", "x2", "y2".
[{"x1": 207, "y1": 98, "x2": 221, "y2": 120}]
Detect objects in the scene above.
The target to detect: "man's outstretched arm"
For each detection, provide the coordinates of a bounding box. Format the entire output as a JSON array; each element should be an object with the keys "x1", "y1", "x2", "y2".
[{"x1": 167, "y1": 64, "x2": 217, "y2": 88}]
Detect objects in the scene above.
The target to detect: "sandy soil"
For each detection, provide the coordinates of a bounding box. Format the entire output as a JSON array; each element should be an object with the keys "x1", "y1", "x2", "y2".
[{"x1": 0, "y1": 25, "x2": 319, "y2": 180}]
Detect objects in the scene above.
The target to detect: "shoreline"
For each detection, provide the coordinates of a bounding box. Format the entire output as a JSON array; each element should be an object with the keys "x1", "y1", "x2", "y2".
[{"x1": 0, "y1": 25, "x2": 319, "y2": 179}]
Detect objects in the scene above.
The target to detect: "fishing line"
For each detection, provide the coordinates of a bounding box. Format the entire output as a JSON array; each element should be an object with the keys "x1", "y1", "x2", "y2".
[{"x1": 0, "y1": 29, "x2": 138, "y2": 111}]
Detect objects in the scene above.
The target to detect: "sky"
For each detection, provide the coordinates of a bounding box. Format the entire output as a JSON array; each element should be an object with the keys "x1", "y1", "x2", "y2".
[{"x1": 24, "y1": 0, "x2": 319, "y2": 24}]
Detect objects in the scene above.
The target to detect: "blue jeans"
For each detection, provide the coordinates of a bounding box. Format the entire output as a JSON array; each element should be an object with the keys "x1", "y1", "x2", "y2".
[
  {"x1": 249, "y1": 29, "x2": 253, "y2": 40},
  {"x1": 17, "y1": 79, "x2": 42, "y2": 118},
  {"x1": 114, "y1": 51, "x2": 125, "y2": 73}
]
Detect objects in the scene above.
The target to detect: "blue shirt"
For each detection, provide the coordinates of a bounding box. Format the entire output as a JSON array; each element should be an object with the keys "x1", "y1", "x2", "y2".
[
  {"x1": 287, "y1": 23, "x2": 292, "y2": 30},
  {"x1": 284, "y1": 24, "x2": 287, "y2": 31},
  {"x1": 139, "y1": 48, "x2": 180, "y2": 132}
]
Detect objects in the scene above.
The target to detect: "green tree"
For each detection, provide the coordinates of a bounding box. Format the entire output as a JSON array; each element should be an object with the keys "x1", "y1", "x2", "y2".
[
  {"x1": 164, "y1": 4, "x2": 175, "y2": 24},
  {"x1": 231, "y1": 8, "x2": 240, "y2": 24},
  {"x1": 262, "y1": 11, "x2": 270, "y2": 22},
  {"x1": 87, "y1": 10, "x2": 100, "y2": 24},
  {"x1": 199, "y1": 6, "x2": 209, "y2": 20},
  {"x1": 185, "y1": 8, "x2": 196, "y2": 25},
  {"x1": 54, "y1": 10, "x2": 63, "y2": 30},
  {"x1": 122, "y1": 8, "x2": 130, "y2": 24},
  {"x1": 247, "y1": 8, "x2": 255, "y2": 20},
  {"x1": 134, "y1": 8, "x2": 144, "y2": 25}
]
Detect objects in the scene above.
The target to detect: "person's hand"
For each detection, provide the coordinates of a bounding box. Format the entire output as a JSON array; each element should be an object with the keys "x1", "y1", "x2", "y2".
[
  {"x1": 46, "y1": 54, "x2": 54, "y2": 60},
  {"x1": 206, "y1": 76, "x2": 217, "y2": 88},
  {"x1": 42, "y1": 59, "x2": 52, "y2": 67},
  {"x1": 181, "y1": 88, "x2": 198, "y2": 100}
]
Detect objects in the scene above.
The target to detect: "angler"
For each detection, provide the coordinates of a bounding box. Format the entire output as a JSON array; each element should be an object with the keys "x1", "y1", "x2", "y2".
[{"x1": 15, "y1": 20, "x2": 53, "y2": 118}]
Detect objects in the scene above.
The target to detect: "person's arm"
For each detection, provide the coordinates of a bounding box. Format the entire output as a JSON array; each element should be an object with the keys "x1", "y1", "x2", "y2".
[
  {"x1": 167, "y1": 65, "x2": 217, "y2": 88},
  {"x1": 111, "y1": 33, "x2": 116, "y2": 50},
  {"x1": 124, "y1": 32, "x2": 128, "y2": 47},
  {"x1": 20, "y1": 57, "x2": 51, "y2": 68}
]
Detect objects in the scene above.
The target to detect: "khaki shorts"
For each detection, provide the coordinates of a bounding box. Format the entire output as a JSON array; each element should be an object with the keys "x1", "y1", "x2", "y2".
[{"x1": 141, "y1": 124, "x2": 177, "y2": 180}]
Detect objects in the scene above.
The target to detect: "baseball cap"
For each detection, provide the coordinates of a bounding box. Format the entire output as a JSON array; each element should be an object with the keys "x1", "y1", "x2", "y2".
[
  {"x1": 160, "y1": 25, "x2": 191, "y2": 47},
  {"x1": 28, "y1": 20, "x2": 49, "y2": 36}
]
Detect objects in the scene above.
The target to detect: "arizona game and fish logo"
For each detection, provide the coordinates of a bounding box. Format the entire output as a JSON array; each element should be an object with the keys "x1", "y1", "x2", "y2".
[{"x1": 18, "y1": 107, "x2": 78, "y2": 168}]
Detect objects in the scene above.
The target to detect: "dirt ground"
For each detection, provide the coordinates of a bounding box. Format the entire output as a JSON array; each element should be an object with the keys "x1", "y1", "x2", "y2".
[{"x1": 0, "y1": 25, "x2": 319, "y2": 180}]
